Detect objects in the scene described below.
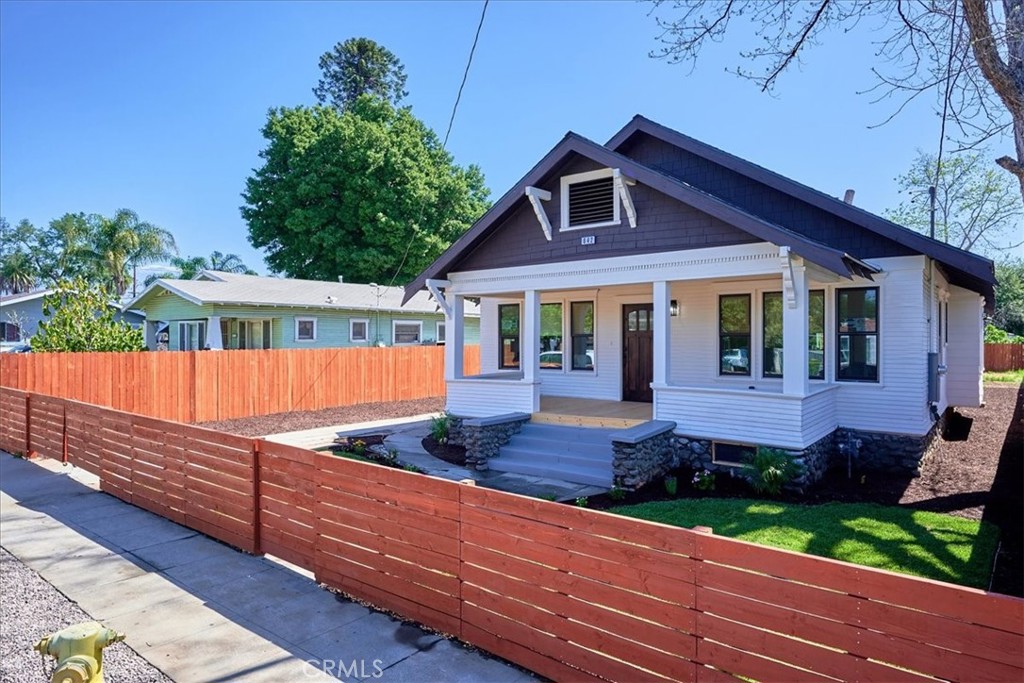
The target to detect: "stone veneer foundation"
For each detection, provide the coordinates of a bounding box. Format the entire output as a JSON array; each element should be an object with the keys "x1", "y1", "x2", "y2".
[{"x1": 459, "y1": 413, "x2": 530, "y2": 471}]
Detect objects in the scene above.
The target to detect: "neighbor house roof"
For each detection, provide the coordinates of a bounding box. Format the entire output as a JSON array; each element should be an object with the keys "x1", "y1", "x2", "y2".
[
  {"x1": 125, "y1": 271, "x2": 478, "y2": 316},
  {"x1": 405, "y1": 115, "x2": 996, "y2": 307},
  {"x1": 0, "y1": 290, "x2": 51, "y2": 305}
]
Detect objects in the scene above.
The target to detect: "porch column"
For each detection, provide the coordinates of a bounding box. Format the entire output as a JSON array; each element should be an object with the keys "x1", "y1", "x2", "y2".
[
  {"x1": 522, "y1": 290, "x2": 540, "y2": 384},
  {"x1": 206, "y1": 316, "x2": 223, "y2": 350},
  {"x1": 653, "y1": 280, "x2": 672, "y2": 386},
  {"x1": 782, "y1": 262, "x2": 809, "y2": 396},
  {"x1": 444, "y1": 293, "x2": 465, "y2": 381},
  {"x1": 144, "y1": 321, "x2": 158, "y2": 350}
]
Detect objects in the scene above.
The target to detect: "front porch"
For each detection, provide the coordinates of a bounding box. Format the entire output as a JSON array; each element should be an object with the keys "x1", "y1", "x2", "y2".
[{"x1": 534, "y1": 396, "x2": 651, "y2": 429}]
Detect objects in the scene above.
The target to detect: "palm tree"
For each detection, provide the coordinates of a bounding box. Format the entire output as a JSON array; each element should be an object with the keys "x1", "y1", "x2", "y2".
[
  {"x1": 0, "y1": 251, "x2": 37, "y2": 294},
  {"x1": 89, "y1": 209, "x2": 178, "y2": 296},
  {"x1": 207, "y1": 251, "x2": 257, "y2": 274}
]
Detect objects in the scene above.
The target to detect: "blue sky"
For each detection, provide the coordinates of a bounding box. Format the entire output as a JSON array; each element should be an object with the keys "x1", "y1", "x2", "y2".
[{"x1": 0, "y1": 1, "x2": 990, "y2": 276}]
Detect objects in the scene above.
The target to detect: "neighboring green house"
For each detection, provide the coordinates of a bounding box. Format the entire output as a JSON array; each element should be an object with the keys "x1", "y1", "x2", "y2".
[{"x1": 123, "y1": 271, "x2": 480, "y2": 351}]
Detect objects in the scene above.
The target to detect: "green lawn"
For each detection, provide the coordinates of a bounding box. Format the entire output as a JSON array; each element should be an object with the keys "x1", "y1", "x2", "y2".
[
  {"x1": 984, "y1": 369, "x2": 1024, "y2": 383},
  {"x1": 615, "y1": 499, "x2": 999, "y2": 588}
]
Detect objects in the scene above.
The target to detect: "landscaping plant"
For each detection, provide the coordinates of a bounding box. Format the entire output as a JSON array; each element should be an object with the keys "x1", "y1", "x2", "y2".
[
  {"x1": 692, "y1": 469, "x2": 716, "y2": 492},
  {"x1": 743, "y1": 447, "x2": 801, "y2": 496},
  {"x1": 429, "y1": 413, "x2": 451, "y2": 444},
  {"x1": 608, "y1": 486, "x2": 627, "y2": 501},
  {"x1": 664, "y1": 475, "x2": 678, "y2": 496},
  {"x1": 575, "y1": 496, "x2": 589, "y2": 507}
]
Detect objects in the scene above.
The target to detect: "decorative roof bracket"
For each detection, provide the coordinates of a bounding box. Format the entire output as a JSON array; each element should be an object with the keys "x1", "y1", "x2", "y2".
[
  {"x1": 525, "y1": 186, "x2": 553, "y2": 241},
  {"x1": 780, "y1": 246, "x2": 797, "y2": 309},
  {"x1": 613, "y1": 168, "x2": 637, "y2": 228},
  {"x1": 425, "y1": 279, "x2": 453, "y2": 318}
]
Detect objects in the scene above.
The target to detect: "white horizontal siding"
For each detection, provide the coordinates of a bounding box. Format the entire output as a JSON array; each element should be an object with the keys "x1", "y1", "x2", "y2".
[
  {"x1": 447, "y1": 379, "x2": 537, "y2": 417},
  {"x1": 946, "y1": 287, "x2": 984, "y2": 408},
  {"x1": 656, "y1": 386, "x2": 806, "y2": 449},
  {"x1": 801, "y1": 386, "x2": 839, "y2": 443}
]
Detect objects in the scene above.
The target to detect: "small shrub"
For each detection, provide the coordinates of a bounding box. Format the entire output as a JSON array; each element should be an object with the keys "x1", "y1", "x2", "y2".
[
  {"x1": 430, "y1": 413, "x2": 451, "y2": 444},
  {"x1": 351, "y1": 439, "x2": 367, "y2": 456},
  {"x1": 540, "y1": 493, "x2": 558, "y2": 502},
  {"x1": 383, "y1": 448, "x2": 399, "y2": 463},
  {"x1": 692, "y1": 469, "x2": 716, "y2": 492},
  {"x1": 743, "y1": 447, "x2": 801, "y2": 496},
  {"x1": 575, "y1": 496, "x2": 589, "y2": 507},
  {"x1": 403, "y1": 464, "x2": 425, "y2": 474},
  {"x1": 664, "y1": 475, "x2": 678, "y2": 496},
  {"x1": 608, "y1": 486, "x2": 627, "y2": 501}
]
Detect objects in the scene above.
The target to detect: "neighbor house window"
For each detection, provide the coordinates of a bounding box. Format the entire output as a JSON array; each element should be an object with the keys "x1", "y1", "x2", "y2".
[
  {"x1": 350, "y1": 318, "x2": 368, "y2": 343},
  {"x1": 540, "y1": 303, "x2": 563, "y2": 369},
  {"x1": 762, "y1": 290, "x2": 825, "y2": 379},
  {"x1": 295, "y1": 317, "x2": 317, "y2": 342},
  {"x1": 719, "y1": 294, "x2": 751, "y2": 376},
  {"x1": 560, "y1": 169, "x2": 619, "y2": 230},
  {"x1": 393, "y1": 321, "x2": 422, "y2": 345},
  {"x1": 837, "y1": 287, "x2": 879, "y2": 382},
  {"x1": 239, "y1": 320, "x2": 272, "y2": 349},
  {"x1": 571, "y1": 301, "x2": 594, "y2": 370},
  {"x1": 436, "y1": 321, "x2": 446, "y2": 344},
  {"x1": 178, "y1": 321, "x2": 206, "y2": 351},
  {"x1": 499, "y1": 304, "x2": 520, "y2": 369}
]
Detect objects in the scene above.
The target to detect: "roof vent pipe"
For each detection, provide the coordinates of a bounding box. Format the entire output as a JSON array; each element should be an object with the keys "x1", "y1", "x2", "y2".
[
  {"x1": 843, "y1": 189, "x2": 856, "y2": 204},
  {"x1": 338, "y1": 276, "x2": 344, "y2": 283}
]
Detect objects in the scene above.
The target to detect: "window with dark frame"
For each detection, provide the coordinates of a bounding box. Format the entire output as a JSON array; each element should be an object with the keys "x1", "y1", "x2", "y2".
[
  {"x1": 571, "y1": 301, "x2": 594, "y2": 370},
  {"x1": 719, "y1": 294, "x2": 751, "y2": 376},
  {"x1": 540, "y1": 303, "x2": 563, "y2": 369},
  {"x1": 499, "y1": 304, "x2": 520, "y2": 369},
  {"x1": 762, "y1": 290, "x2": 825, "y2": 379},
  {"x1": 837, "y1": 287, "x2": 879, "y2": 382}
]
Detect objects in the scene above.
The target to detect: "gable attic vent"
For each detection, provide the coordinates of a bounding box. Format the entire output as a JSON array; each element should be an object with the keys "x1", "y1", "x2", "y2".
[{"x1": 568, "y1": 176, "x2": 616, "y2": 227}]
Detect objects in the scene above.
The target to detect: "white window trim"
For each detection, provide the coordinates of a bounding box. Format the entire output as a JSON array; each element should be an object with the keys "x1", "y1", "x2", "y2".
[
  {"x1": 177, "y1": 320, "x2": 206, "y2": 351},
  {"x1": 436, "y1": 321, "x2": 446, "y2": 344},
  {"x1": 536, "y1": 294, "x2": 598, "y2": 374},
  {"x1": 350, "y1": 318, "x2": 369, "y2": 343},
  {"x1": 295, "y1": 317, "x2": 318, "y2": 342},
  {"x1": 392, "y1": 320, "x2": 423, "y2": 346},
  {"x1": 560, "y1": 168, "x2": 620, "y2": 232}
]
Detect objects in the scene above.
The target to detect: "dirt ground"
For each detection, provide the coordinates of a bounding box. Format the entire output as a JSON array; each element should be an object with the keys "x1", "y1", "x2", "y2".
[{"x1": 199, "y1": 397, "x2": 444, "y2": 436}]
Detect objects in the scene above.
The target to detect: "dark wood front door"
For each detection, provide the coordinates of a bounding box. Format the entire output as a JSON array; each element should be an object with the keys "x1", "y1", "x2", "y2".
[{"x1": 622, "y1": 304, "x2": 654, "y2": 403}]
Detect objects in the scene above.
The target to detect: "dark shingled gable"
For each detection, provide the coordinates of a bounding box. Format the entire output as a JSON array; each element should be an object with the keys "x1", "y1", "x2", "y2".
[{"x1": 404, "y1": 116, "x2": 995, "y2": 308}]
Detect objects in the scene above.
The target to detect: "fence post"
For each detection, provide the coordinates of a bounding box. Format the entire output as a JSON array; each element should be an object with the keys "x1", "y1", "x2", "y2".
[
  {"x1": 24, "y1": 393, "x2": 36, "y2": 459},
  {"x1": 61, "y1": 400, "x2": 68, "y2": 464},
  {"x1": 251, "y1": 439, "x2": 262, "y2": 556}
]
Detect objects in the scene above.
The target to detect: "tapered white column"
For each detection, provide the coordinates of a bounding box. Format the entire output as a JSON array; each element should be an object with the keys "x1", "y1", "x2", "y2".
[
  {"x1": 653, "y1": 281, "x2": 672, "y2": 387},
  {"x1": 206, "y1": 316, "x2": 223, "y2": 350},
  {"x1": 782, "y1": 264, "x2": 809, "y2": 396},
  {"x1": 444, "y1": 294, "x2": 465, "y2": 381},
  {"x1": 522, "y1": 290, "x2": 540, "y2": 384}
]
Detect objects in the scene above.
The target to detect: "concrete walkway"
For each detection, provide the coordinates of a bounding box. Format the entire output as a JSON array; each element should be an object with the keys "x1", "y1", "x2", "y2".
[
  {"x1": 269, "y1": 416, "x2": 605, "y2": 502},
  {"x1": 0, "y1": 453, "x2": 533, "y2": 683}
]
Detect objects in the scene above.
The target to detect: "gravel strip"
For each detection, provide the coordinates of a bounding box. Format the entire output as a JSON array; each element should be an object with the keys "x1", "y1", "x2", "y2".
[
  {"x1": 199, "y1": 396, "x2": 444, "y2": 436},
  {"x1": 0, "y1": 547, "x2": 171, "y2": 683}
]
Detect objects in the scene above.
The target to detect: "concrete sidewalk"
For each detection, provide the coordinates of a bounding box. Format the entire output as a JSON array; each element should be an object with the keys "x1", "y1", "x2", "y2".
[{"x1": 0, "y1": 454, "x2": 533, "y2": 683}]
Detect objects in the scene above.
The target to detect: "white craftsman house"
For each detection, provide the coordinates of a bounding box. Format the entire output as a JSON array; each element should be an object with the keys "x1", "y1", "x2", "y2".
[{"x1": 406, "y1": 116, "x2": 994, "y2": 488}]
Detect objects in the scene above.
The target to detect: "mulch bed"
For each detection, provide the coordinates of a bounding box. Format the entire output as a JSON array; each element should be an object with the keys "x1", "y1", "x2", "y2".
[
  {"x1": 421, "y1": 436, "x2": 467, "y2": 467},
  {"x1": 588, "y1": 383, "x2": 1023, "y2": 596},
  {"x1": 198, "y1": 397, "x2": 444, "y2": 436}
]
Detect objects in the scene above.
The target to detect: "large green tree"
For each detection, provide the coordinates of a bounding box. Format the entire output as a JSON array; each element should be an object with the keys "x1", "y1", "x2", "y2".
[
  {"x1": 31, "y1": 278, "x2": 145, "y2": 352},
  {"x1": 313, "y1": 37, "x2": 408, "y2": 111},
  {"x1": 885, "y1": 150, "x2": 1023, "y2": 255},
  {"x1": 35, "y1": 212, "x2": 94, "y2": 284},
  {"x1": 241, "y1": 96, "x2": 489, "y2": 284},
  {"x1": 994, "y1": 257, "x2": 1024, "y2": 336}
]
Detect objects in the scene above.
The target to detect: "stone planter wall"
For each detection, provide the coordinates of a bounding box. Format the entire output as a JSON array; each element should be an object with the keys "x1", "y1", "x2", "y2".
[
  {"x1": 837, "y1": 414, "x2": 944, "y2": 477},
  {"x1": 446, "y1": 416, "x2": 465, "y2": 447},
  {"x1": 611, "y1": 421, "x2": 677, "y2": 490},
  {"x1": 460, "y1": 413, "x2": 530, "y2": 471}
]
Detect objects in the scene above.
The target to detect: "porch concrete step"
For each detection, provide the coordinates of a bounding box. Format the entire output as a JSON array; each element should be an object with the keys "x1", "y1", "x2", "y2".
[
  {"x1": 516, "y1": 423, "x2": 616, "y2": 445},
  {"x1": 491, "y1": 423, "x2": 615, "y2": 488},
  {"x1": 488, "y1": 457, "x2": 613, "y2": 488},
  {"x1": 499, "y1": 446, "x2": 613, "y2": 469}
]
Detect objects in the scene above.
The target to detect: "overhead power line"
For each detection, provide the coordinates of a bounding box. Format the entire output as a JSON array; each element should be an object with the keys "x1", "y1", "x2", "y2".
[{"x1": 443, "y1": 0, "x2": 490, "y2": 148}]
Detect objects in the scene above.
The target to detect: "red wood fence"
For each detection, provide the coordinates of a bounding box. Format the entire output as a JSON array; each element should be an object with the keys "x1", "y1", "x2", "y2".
[
  {"x1": 986, "y1": 343, "x2": 1024, "y2": 372},
  {"x1": 2, "y1": 389, "x2": 1021, "y2": 682},
  {"x1": 0, "y1": 346, "x2": 481, "y2": 423}
]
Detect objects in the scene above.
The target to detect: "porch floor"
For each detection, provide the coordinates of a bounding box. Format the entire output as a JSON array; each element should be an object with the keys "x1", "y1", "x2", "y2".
[{"x1": 534, "y1": 396, "x2": 652, "y2": 429}]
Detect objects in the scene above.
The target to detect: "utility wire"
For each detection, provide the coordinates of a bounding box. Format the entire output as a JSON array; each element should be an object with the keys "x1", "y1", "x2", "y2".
[
  {"x1": 444, "y1": 0, "x2": 490, "y2": 148},
  {"x1": 930, "y1": 1, "x2": 960, "y2": 241}
]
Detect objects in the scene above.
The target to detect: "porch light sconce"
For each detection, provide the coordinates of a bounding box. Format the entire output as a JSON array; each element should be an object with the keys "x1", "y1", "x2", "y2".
[{"x1": 670, "y1": 300, "x2": 679, "y2": 317}]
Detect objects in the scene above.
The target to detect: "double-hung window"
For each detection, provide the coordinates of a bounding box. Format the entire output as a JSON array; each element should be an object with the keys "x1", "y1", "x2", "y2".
[
  {"x1": 719, "y1": 295, "x2": 751, "y2": 376},
  {"x1": 837, "y1": 287, "x2": 879, "y2": 382},
  {"x1": 539, "y1": 303, "x2": 563, "y2": 369},
  {"x1": 499, "y1": 304, "x2": 520, "y2": 369},
  {"x1": 350, "y1": 318, "x2": 369, "y2": 343},
  {"x1": 295, "y1": 317, "x2": 317, "y2": 342},
  {"x1": 178, "y1": 321, "x2": 206, "y2": 351},
  {"x1": 393, "y1": 321, "x2": 422, "y2": 345},
  {"x1": 762, "y1": 290, "x2": 825, "y2": 379},
  {"x1": 571, "y1": 301, "x2": 595, "y2": 370}
]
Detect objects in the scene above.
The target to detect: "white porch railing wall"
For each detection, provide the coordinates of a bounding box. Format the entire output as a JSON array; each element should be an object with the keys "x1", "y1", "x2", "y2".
[
  {"x1": 447, "y1": 377, "x2": 539, "y2": 417},
  {"x1": 654, "y1": 385, "x2": 839, "y2": 450}
]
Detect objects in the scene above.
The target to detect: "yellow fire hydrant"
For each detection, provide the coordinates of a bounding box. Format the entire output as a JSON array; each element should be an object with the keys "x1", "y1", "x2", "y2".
[{"x1": 33, "y1": 621, "x2": 125, "y2": 683}]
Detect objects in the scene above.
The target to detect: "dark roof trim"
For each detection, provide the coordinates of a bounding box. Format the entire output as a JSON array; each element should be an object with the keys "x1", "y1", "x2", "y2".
[
  {"x1": 608, "y1": 116, "x2": 997, "y2": 289},
  {"x1": 405, "y1": 133, "x2": 861, "y2": 302}
]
